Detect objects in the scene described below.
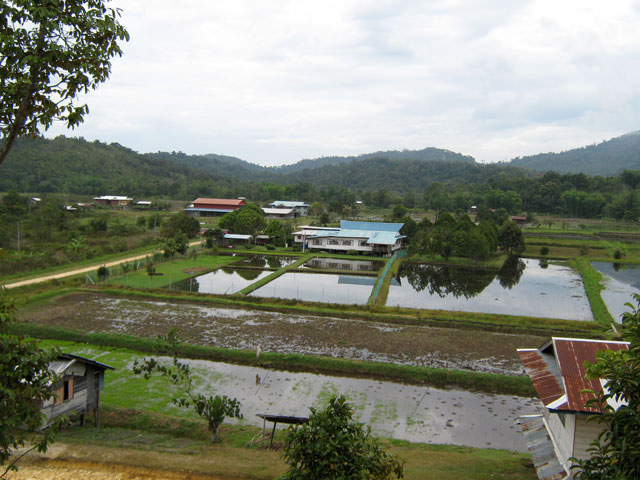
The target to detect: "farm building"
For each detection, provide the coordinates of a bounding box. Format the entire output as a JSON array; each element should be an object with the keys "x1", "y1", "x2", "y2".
[
  {"x1": 267, "y1": 201, "x2": 309, "y2": 216},
  {"x1": 184, "y1": 198, "x2": 247, "y2": 216},
  {"x1": 262, "y1": 207, "x2": 295, "y2": 219},
  {"x1": 517, "y1": 337, "x2": 630, "y2": 480},
  {"x1": 41, "y1": 353, "x2": 114, "y2": 426},
  {"x1": 93, "y1": 195, "x2": 132, "y2": 207},
  {"x1": 296, "y1": 220, "x2": 405, "y2": 256}
]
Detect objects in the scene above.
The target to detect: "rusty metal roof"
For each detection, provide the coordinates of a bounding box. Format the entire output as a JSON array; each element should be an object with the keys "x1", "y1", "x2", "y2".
[
  {"x1": 519, "y1": 338, "x2": 629, "y2": 414},
  {"x1": 517, "y1": 348, "x2": 564, "y2": 407}
]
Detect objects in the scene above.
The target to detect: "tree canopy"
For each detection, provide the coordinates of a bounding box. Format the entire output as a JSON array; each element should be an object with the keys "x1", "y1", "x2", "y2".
[
  {"x1": 0, "y1": 0, "x2": 129, "y2": 164},
  {"x1": 281, "y1": 395, "x2": 404, "y2": 480}
]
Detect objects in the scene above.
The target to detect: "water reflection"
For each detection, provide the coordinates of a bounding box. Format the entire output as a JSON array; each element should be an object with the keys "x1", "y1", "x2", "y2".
[
  {"x1": 170, "y1": 267, "x2": 272, "y2": 294},
  {"x1": 232, "y1": 254, "x2": 298, "y2": 269},
  {"x1": 591, "y1": 262, "x2": 640, "y2": 322},
  {"x1": 302, "y1": 257, "x2": 384, "y2": 272},
  {"x1": 400, "y1": 263, "x2": 495, "y2": 299},
  {"x1": 387, "y1": 258, "x2": 592, "y2": 320}
]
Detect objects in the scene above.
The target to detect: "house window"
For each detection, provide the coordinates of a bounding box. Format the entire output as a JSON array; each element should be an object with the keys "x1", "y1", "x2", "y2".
[
  {"x1": 312, "y1": 239, "x2": 322, "y2": 246},
  {"x1": 328, "y1": 239, "x2": 340, "y2": 245},
  {"x1": 359, "y1": 240, "x2": 367, "y2": 246},
  {"x1": 342, "y1": 240, "x2": 352, "y2": 246}
]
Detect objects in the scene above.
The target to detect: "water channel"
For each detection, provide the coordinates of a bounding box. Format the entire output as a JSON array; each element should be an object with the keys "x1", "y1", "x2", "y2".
[{"x1": 591, "y1": 262, "x2": 640, "y2": 322}]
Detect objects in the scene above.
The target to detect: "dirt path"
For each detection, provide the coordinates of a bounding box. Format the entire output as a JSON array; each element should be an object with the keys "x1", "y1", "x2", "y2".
[
  {"x1": 5, "y1": 442, "x2": 274, "y2": 480},
  {"x1": 2, "y1": 241, "x2": 201, "y2": 289}
]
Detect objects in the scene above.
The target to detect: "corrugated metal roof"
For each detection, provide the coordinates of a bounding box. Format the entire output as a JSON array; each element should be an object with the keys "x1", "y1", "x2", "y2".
[
  {"x1": 268, "y1": 201, "x2": 309, "y2": 208},
  {"x1": 308, "y1": 229, "x2": 402, "y2": 245},
  {"x1": 192, "y1": 198, "x2": 245, "y2": 206},
  {"x1": 553, "y1": 338, "x2": 629, "y2": 413},
  {"x1": 518, "y1": 348, "x2": 565, "y2": 407},
  {"x1": 518, "y1": 415, "x2": 568, "y2": 480},
  {"x1": 340, "y1": 220, "x2": 403, "y2": 233},
  {"x1": 262, "y1": 208, "x2": 294, "y2": 215},
  {"x1": 519, "y1": 338, "x2": 629, "y2": 414},
  {"x1": 224, "y1": 234, "x2": 253, "y2": 240}
]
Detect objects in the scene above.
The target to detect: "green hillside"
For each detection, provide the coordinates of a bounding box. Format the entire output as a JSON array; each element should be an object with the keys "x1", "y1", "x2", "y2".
[{"x1": 509, "y1": 131, "x2": 640, "y2": 176}]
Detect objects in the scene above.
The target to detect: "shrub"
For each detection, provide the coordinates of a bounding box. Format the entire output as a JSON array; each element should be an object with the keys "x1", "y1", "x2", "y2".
[
  {"x1": 540, "y1": 246, "x2": 549, "y2": 256},
  {"x1": 266, "y1": 244, "x2": 276, "y2": 250}
]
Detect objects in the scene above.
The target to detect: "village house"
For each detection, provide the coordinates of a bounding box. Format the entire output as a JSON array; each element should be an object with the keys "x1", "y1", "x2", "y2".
[
  {"x1": 41, "y1": 353, "x2": 114, "y2": 427},
  {"x1": 517, "y1": 337, "x2": 630, "y2": 480},
  {"x1": 184, "y1": 198, "x2": 246, "y2": 217},
  {"x1": 267, "y1": 201, "x2": 309, "y2": 217},
  {"x1": 295, "y1": 220, "x2": 405, "y2": 256},
  {"x1": 93, "y1": 195, "x2": 132, "y2": 207},
  {"x1": 262, "y1": 207, "x2": 295, "y2": 219}
]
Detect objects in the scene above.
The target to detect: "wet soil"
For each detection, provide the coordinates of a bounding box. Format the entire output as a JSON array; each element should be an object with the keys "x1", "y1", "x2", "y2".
[{"x1": 22, "y1": 293, "x2": 544, "y2": 375}]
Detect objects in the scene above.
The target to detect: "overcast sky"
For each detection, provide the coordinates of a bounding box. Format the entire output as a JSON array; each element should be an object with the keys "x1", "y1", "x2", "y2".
[{"x1": 46, "y1": 0, "x2": 640, "y2": 166}]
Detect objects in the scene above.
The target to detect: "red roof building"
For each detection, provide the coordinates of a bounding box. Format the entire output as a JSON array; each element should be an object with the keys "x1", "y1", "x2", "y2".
[
  {"x1": 517, "y1": 337, "x2": 629, "y2": 479},
  {"x1": 184, "y1": 198, "x2": 246, "y2": 216}
]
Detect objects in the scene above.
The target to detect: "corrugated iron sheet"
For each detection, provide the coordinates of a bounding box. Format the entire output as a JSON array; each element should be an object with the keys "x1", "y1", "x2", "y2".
[
  {"x1": 517, "y1": 349, "x2": 564, "y2": 407},
  {"x1": 553, "y1": 339, "x2": 629, "y2": 413}
]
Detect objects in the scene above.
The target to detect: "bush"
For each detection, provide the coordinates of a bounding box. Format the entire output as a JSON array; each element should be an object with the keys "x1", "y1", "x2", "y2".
[
  {"x1": 614, "y1": 249, "x2": 623, "y2": 260},
  {"x1": 282, "y1": 395, "x2": 404, "y2": 480},
  {"x1": 540, "y1": 246, "x2": 549, "y2": 256}
]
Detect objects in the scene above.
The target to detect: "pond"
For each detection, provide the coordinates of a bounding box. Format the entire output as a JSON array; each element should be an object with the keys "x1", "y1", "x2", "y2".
[
  {"x1": 249, "y1": 272, "x2": 375, "y2": 305},
  {"x1": 169, "y1": 267, "x2": 273, "y2": 295},
  {"x1": 300, "y1": 257, "x2": 384, "y2": 272},
  {"x1": 386, "y1": 258, "x2": 593, "y2": 320},
  {"x1": 231, "y1": 254, "x2": 299, "y2": 269},
  {"x1": 591, "y1": 262, "x2": 640, "y2": 322}
]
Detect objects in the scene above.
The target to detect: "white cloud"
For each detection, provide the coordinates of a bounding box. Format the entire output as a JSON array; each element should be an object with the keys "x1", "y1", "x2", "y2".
[{"x1": 46, "y1": 0, "x2": 640, "y2": 166}]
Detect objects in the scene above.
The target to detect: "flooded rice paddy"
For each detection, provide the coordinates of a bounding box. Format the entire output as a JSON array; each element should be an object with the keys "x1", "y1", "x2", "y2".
[
  {"x1": 591, "y1": 262, "x2": 640, "y2": 322},
  {"x1": 249, "y1": 272, "x2": 375, "y2": 305},
  {"x1": 387, "y1": 258, "x2": 592, "y2": 320},
  {"x1": 170, "y1": 268, "x2": 272, "y2": 294},
  {"x1": 23, "y1": 293, "x2": 544, "y2": 375},
  {"x1": 136, "y1": 356, "x2": 540, "y2": 451}
]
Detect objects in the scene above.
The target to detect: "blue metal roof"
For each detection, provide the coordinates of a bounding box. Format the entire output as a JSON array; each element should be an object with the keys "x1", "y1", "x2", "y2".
[
  {"x1": 340, "y1": 220, "x2": 403, "y2": 233},
  {"x1": 308, "y1": 228, "x2": 404, "y2": 246}
]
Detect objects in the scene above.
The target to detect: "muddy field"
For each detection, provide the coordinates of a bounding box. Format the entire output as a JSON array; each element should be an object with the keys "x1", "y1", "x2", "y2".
[{"x1": 22, "y1": 293, "x2": 545, "y2": 375}]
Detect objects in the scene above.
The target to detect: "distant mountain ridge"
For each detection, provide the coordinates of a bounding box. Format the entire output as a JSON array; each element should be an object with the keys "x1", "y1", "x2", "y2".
[{"x1": 508, "y1": 131, "x2": 640, "y2": 175}]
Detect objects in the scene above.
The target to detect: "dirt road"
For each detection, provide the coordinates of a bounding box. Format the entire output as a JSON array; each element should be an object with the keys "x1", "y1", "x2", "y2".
[{"x1": 2, "y1": 241, "x2": 201, "y2": 290}]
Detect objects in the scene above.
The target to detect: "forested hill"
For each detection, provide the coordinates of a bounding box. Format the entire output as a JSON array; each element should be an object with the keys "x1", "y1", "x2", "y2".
[
  {"x1": 509, "y1": 131, "x2": 640, "y2": 175},
  {"x1": 270, "y1": 147, "x2": 475, "y2": 174},
  {"x1": 271, "y1": 157, "x2": 528, "y2": 190},
  {"x1": 147, "y1": 146, "x2": 476, "y2": 182},
  {"x1": 0, "y1": 136, "x2": 242, "y2": 198}
]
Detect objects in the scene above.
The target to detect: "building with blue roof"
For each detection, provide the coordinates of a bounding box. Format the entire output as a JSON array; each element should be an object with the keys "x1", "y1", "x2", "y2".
[{"x1": 303, "y1": 220, "x2": 405, "y2": 256}]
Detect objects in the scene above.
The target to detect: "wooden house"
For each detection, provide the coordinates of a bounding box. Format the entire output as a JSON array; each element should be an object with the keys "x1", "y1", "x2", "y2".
[
  {"x1": 184, "y1": 198, "x2": 246, "y2": 217},
  {"x1": 41, "y1": 353, "x2": 114, "y2": 426},
  {"x1": 517, "y1": 337, "x2": 629, "y2": 479}
]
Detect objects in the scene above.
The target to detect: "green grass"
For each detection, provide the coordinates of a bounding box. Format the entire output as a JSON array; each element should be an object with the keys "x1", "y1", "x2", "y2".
[
  {"x1": 570, "y1": 258, "x2": 615, "y2": 327},
  {"x1": 107, "y1": 254, "x2": 240, "y2": 289},
  {"x1": 236, "y1": 254, "x2": 312, "y2": 295},
  {"x1": 53, "y1": 405, "x2": 536, "y2": 480}
]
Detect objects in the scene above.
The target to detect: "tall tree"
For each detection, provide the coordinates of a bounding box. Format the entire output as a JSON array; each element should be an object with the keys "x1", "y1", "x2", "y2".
[{"x1": 0, "y1": 0, "x2": 129, "y2": 165}]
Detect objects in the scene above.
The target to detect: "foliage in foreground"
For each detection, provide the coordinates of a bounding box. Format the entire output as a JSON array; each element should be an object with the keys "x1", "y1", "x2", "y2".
[
  {"x1": 0, "y1": 290, "x2": 60, "y2": 477},
  {"x1": 132, "y1": 331, "x2": 242, "y2": 443},
  {"x1": 281, "y1": 395, "x2": 404, "y2": 480},
  {"x1": 571, "y1": 294, "x2": 640, "y2": 479}
]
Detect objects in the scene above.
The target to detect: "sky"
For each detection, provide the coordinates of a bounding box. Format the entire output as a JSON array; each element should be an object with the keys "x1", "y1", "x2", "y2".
[{"x1": 46, "y1": 0, "x2": 640, "y2": 166}]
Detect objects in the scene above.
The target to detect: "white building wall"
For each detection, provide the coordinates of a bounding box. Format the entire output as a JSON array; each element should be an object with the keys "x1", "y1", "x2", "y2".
[
  {"x1": 544, "y1": 410, "x2": 575, "y2": 473},
  {"x1": 573, "y1": 415, "x2": 606, "y2": 461}
]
